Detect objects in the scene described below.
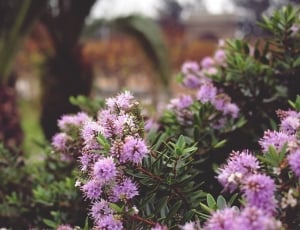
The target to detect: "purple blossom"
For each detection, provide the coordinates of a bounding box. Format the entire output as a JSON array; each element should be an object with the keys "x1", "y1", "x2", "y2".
[
  {"x1": 217, "y1": 150, "x2": 260, "y2": 192},
  {"x1": 223, "y1": 102, "x2": 239, "y2": 118},
  {"x1": 168, "y1": 95, "x2": 193, "y2": 110},
  {"x1": 204, "y1": 67, "x2": 218, "y2": 75},
  {"x1": 201, "y1": 57, "x2": 215, "y2": 69},
  {"x1": 212, "y1": 95, "x2": 230, "y2": 113},
  {"x1": 287, "y1": 149, "x2": 300, "y2": 177},
  {"x1": 98, "y1": 110, "x2": 122, "y2": 138},
  {"x1": 242, "y1": 174, "x2": 277, "y2": 214},
  {"x1": 203, "y1": 207, "x2": 239, "y2": 230},
  {"x1": 218, "y1": 39, "x2": 225, "y2": 47},
  {"x1": 110, "y1": 177, "x2": 139, "y2": 202},
  {"x1": 95, "y1": 214, "x2": 123, "y2": 230},
  {"x1": 51, "y1": 132, "x2": 71, "y2": 152},
  {"x1": 81, "y1": 121, "x2": 103, "y2": 147},
  {"x1": 214, "y1": 49, "x2": 226, "y2": 65},
  {"x1": 110, "y1": 139, "x2": 124, "y2": 160},
  {"x1": 106, "y1": 91, "x2": 134, "y2": 111},
  {"x1": 180, "y1": 221, "x2": 201, "y2": 230},
  {"x1": 56, "y1": 225, "x2": 73, "y2": 230},
  {"x1": 144, "y1": 118, "x2": 160, "y2": 132},
  {"x1": 58, "y1": 112, "x2": 91, "y2": 131},
  {"x1": 279, "y1": 111, "x2": 300, "y2": 135},
  {"x1": 236, "y1": 206, "x2": 282, "y2": 230},
  {"x1": 116, "y1": 114, "x2": 135, "y2": 133},
  {"x1": 181, "y1": 61, "x2": 199, "y2": 75},
  {"x1": 121, "y1": 136, "x2": 149, "y2": 164},
  {"x1": 90, "y1": 199, "x2": 112, "y2": 223},
  {"x1": 259, "y1": 130, "x2": 295, "y2": 153},
  {"x1": 81, "y1": 179, "x2": 103, "y2": 200},
  {"x1": 212, "y1": 117, "x2": 227, "y2": 129},
  {"x1": 93, "y1": 157, "x2": 117, "y2": 182},
  {"x1": 196, "y1": 83, "x2": 217, "y2": 104},
  {"x1": 79, "y1": 153, "x2": 93, "y2": 171},
  {"x1": 182, "y1": 74, "x2": 201, "y2": 89}
]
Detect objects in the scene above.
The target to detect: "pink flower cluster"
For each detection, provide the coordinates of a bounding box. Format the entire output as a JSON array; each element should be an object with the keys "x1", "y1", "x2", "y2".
[
  {"x1": 211, "y1": 108, "x2": 300, "y2": 229},
  {"x1": 167, "y1": 48, "x2": 239, "y2": 127},
  {"x1": 80, "y1": 91, "x2": 149, "y2": 229},
  {"x1": 52, "y1": 91, "x2": 149, "y2": 229},
  {"x1": 204, "y1": 206, "x2": 281, "y2": 230},
  {"x1": 217, "y1": 150, "x2": 277, "y2": 214},
  {"x1": 260, "y1": 110, "x2": 300, "y2": 177}
]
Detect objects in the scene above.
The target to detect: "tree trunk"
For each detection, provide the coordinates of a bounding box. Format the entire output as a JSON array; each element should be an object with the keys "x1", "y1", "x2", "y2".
[
  {"x1": 0, "y1": 74, "x2": 23, "y2": 152},
  {"x1": 40, "y1": 46, "x2": 93, "y2": 140}
]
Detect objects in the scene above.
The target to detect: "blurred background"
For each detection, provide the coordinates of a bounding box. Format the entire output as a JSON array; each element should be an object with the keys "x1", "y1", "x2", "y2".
[{"x1": 0, "y1": 0, "x2": 298, "y2": 158}]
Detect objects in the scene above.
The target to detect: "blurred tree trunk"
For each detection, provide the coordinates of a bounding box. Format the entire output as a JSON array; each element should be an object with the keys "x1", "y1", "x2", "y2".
[
  {"x1": 41, "y1": 46, "x2": 93, "y2": 139},
  {"x1": 0, "y1": 75, "x2": 23, "y2": 152},
  {"x1": 40, "y1": 0, "x2": 95, "y2": 139},
  {"x1": 0, "y1": 0, "x2": 47, "y2": 151}
]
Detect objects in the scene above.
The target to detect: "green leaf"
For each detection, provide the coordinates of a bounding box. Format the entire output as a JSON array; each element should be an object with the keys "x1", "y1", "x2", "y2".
[
  {"x1": 217, "y1": 195, "x2": 227, "y2": 210},
  {"x1": 206, "y1": 194, "x2": 217, "y2": 210},
  {"x1": 43, "y1": 218, "x2": 57, "y2": 228},
  {"x1": 166, "y1": 200, "x2": 182, "y2": 221},
  {"x1": 83, "y1": 217, "x2": 90, "y2": 230},
  {"x1": 228, "y1": 193, "x2": 239, "y2": 206},
  {"x1": 96, "y1": 133, "x2": 110, "y2": 153},
  {"x1": 109, "y1": 203, "x2": 123, "y2": 213},
  {"x1": 293, "y1": 56, "x2": 300, "y2": 67},
  {"x1": 213, "y1": 139, "x2": 227, "y2": 149}
]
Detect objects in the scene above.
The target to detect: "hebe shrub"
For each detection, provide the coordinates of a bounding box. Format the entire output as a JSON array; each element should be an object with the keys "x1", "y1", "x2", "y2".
[
  {"x1": 45, "y1": 4, "x2": 300, "y2": 229},
  {"x1": 1, "y1": 4, "x2": 300, "y2": 230}
]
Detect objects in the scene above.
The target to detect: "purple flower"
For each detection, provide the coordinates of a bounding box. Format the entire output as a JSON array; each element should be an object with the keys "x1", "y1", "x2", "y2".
[
  {"x1": 204, "y1": 67, "x2": 218, "y2": 75},
  {"x1": 196, "y1": 83, "x2": 217, "y2": 103},
  {"x1": 90, "y1": 199, "x2": 112, "y2": 223},
  {"x1": 79, "y1": 153, "x2": 93, "y2": 171},
  {"x1": 214, "y1": 49, "x2": 226, "y2": 65},
  {"x1": 151, "y1": 224, "x2": 169, "y2": 230},
  {"x1": 95, "y1": 214, "x2": 123, "y2": 230},
  {"x1": 180, "y1": 221, "x2": 201, "y2": 230},
  {"x1": 81, "y1": 179, "x2": 103, "y2": 200},
  {"x1": 58, "y1": 112, "x2": 91, "y2": 131},
  {"x1": 259, "y1": 130, "x2": 295, "y2": 153},
  {"x1": 217, "y1": 150, "x2": 260, "y2": 192},
  {"x1": 81, "y1": 121, "x2": 103, "y2": 147},
  {"x1": 182, "y1": 74, "x2": 201, "y2": 89},
  {"x1": 144, "y1": 118, "x2": 160, "y2": 132},
  {"x1": 236, "y1": 206, "x2": 282, "y2": 230},
  {"x1": 204, "y1": 207, "x2": 239, "y2": 230},
  {"x1": 242, "y1": 174, "x2": 277, "y2": 214},
  {"x1": 57, "y1": 225, "x2": 73, "y2": 230},
  {"x1": 93, "y1": 157, "x2": 117, "y2": 182},
  {"x1": 201, "y1": 57, "x2": 215, "y2": 69},
  {"x1": 110, "y1": 177, "x2": 139, "y2": 202},
  {"x1": 212, "y1": 95, "x2": 231, "y2": 113},
  {"x1": 223, "y1": 102, "x2": 239, "y2": 118},
  {"x1": 98, "y1": 110, "x2": 122, "y2": 138},
  {"x1": 181, "y1": 61, "x2": 199, "y2": 75},
  {"x1": 279, "y1": 111, "x2": 300, "y2": 135},
  {"x1": 106, "y1": 91, "x2": 134, "y2": 111},
  {"x1": 51, "y1": 132, "x2": 71, "y2": 152},
  {"x1": 168, "y1": 95, "x2": 193, "y2": 110},
  {"x1": 110, "y1": 139, "x2": 124, "y2": 160},
  {"x1": 121, "y1": 136, "x2": 149, "y2": 164},
  {"x1": 288, "y1": 149, "x2": 300, "y2": 177}
]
